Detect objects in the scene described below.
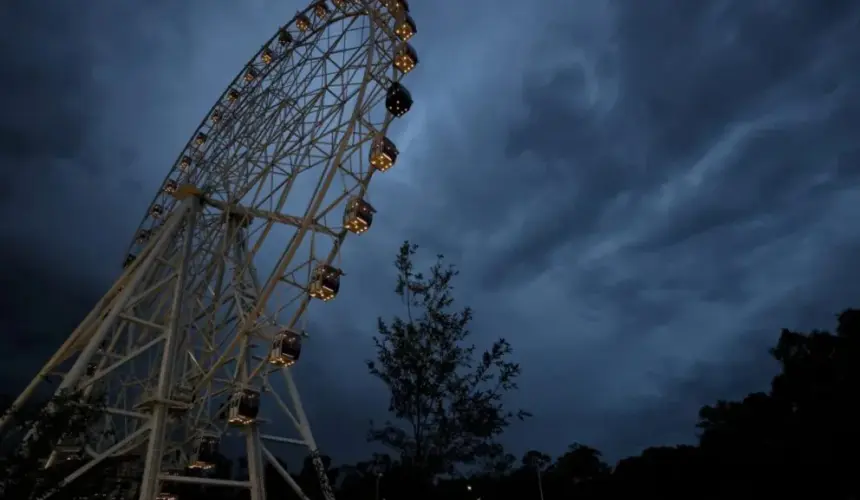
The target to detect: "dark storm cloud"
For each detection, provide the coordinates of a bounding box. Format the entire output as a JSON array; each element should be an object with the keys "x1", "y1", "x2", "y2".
[
  {"x1": 590, "y1": 333, "x2": 779, "y2": 458},
  {"x1": 4, "y1": 0, "x2": 860, "y2": 468},
  {"x1": 492, "y1": 0, "x2": 860, "y2": 286},
  {"x1": 518, "y1": 0, "x2": 860, "y2": 458},
  {"x1": 354, "y1": 0, "x2": 860, "y2": 460},
  {"x1": 0, "y1": 1, "x2": 110, "y2": 382},
  {"x1": 0, "y1": 0, "x2": 244, "y2": 379}
]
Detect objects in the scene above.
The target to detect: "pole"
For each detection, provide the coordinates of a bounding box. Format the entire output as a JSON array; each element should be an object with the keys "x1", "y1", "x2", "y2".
[
  {"x1": 139, "y1": 198, "x2": 197, "y2": 500},
  {"x1": 536, "y1": 468, "x2": 545, "y2": 500},
  {"x1": 375, "y1": 472, "x2": 382, "y2": 500}
]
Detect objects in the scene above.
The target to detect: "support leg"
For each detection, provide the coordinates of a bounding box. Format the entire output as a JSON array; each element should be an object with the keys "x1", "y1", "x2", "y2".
[{"x1": 139, "y1": 199, "x2": 198, "y2": 500}]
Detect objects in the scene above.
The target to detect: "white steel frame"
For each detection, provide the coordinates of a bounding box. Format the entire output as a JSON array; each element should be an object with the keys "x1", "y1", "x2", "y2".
[{"x1": 0, "y1": 1, "x2": 417, "y2": 499}]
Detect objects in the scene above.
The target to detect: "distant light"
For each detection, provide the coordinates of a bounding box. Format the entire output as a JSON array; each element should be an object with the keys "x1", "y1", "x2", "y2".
[{"x1": 466, "y1": 485, "x2": 472, "y2": 491}]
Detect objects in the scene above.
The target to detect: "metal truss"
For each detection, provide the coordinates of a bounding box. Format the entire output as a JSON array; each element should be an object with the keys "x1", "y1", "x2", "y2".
[{"x1": 0, "y1": 1, "x2": 419, "y2": 499}]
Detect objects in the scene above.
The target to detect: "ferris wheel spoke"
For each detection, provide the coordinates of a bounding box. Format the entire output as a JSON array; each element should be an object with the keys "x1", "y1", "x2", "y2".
[{"x1": 231, "y1": 29, "x2": 377, "y2": 213}]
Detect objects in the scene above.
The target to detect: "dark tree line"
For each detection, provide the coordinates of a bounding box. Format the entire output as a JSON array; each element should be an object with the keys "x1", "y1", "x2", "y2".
[
  {"x1": 334, "y1": 307, "x2": 860, "y2": 500},
  {"x1": 3, "y1": 242, "x2": 860, "y2": 499}
]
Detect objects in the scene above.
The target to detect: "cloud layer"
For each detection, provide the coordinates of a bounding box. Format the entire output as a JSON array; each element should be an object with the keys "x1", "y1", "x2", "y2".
[{"x1": 1, "y1": 0, "x2": 859, "y2": 463}]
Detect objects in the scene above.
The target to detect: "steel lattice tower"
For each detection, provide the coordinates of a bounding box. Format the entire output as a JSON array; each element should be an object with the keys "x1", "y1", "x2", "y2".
[{"x1": 0, "y1": 1, "x2": 419, "y2": 499}]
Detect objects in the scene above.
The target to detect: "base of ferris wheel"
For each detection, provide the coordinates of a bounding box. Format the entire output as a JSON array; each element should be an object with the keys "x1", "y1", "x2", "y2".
[{"x1": 2, "y1": 186, "x2": 339, "y2": 500}]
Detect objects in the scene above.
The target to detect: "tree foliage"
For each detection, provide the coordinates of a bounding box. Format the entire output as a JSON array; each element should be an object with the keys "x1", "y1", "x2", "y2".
[
  {"x1": 367, "y1": 241, "x2": 530, "y2": 475},
  {"x1": 522, "y1": 449, "x2": 551, "y2": 471},
  {"x1": 0, "y1": 390, "x2": 132, "y2": 500}
]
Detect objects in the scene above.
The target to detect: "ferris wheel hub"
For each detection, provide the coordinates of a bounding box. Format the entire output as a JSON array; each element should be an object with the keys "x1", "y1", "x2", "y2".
[{"x1": 169, "y1": 183, "x2": 202, "y2": 200}]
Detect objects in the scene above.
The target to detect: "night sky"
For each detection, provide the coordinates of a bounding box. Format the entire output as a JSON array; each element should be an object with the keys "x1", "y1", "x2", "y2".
[{"x1": 2, "y1": 0, "x2": 860, "y2": 465}]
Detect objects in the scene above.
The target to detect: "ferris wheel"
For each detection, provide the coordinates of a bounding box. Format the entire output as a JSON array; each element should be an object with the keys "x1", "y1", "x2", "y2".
[{"x1": 0, "y1": 1, "x2": 419, "y2": 499}]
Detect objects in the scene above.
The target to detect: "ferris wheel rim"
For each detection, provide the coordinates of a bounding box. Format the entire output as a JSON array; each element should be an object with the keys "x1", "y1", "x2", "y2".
[{"x1": 122, "y1": 0, "x2": 400, "y2": 260}]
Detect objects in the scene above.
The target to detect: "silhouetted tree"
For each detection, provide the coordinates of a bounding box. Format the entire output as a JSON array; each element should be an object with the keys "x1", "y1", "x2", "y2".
[
  {"x1": 522, "y1": 450, "x2": 550, "y2": 500},
  {"x1": 337, "y1": 457, "x2": 389, "y2": 500},
  {"x1": 367, "y1": 241, "x2": 530, "y2": 484},
  {"x1": 264, "y1": 456, "x2": 294, "y2": 500},
  {"x1": 693, "y1": 309, "x2": 860, "y2": 499},
  {"x1": 552, "y1": 443, "x2": 609, "y2": 482},
  {"x1": 478, "y1": 444, "x2": 516, "y2": 478},
  {"x1": 612, "y1": 445, "x2": 705, "y2": 498},
  {"x1": 537, "y1": 443, "x2": 609, "y2": 499}
]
